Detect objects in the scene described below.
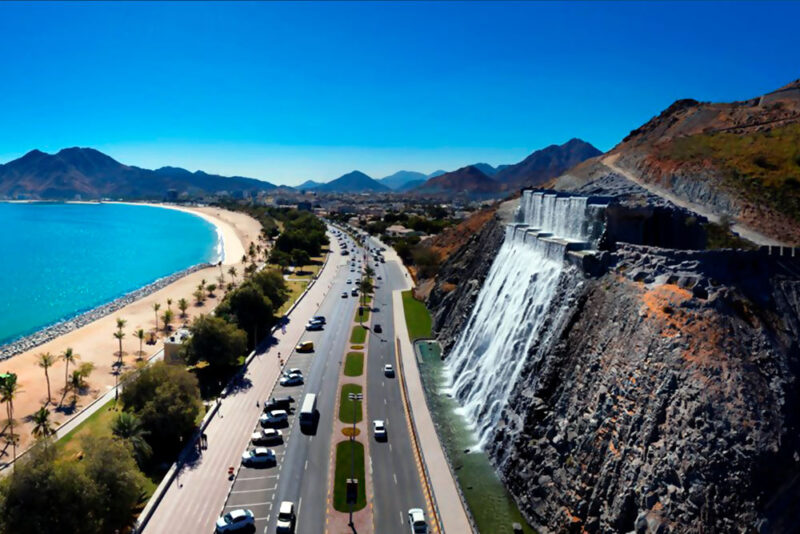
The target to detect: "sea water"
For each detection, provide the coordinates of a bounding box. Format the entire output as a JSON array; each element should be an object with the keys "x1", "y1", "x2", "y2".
[{"x1": 0, "y1": 202, "x2": 219, "y2": 346}]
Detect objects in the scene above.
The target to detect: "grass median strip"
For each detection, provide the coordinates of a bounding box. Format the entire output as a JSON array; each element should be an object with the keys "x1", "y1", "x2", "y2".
[
  {"x1": 402, "y1": 289, "x2": 432, "y2": 340},
  {"x1": 339, "y1": 384, "x2": 363, "y2": 423},
  {"x1": 344, "y1": 352, "x2": 364, "y2": 377},
  {"x1": 354, "y1": 307, "x2": 371, "y2": 323},
  {"x1": 333, "y1": 440, "x2": 366, "y2": 512},
  {"x1": 350, "y1": 325, "x2": 367, "y2": 344}
]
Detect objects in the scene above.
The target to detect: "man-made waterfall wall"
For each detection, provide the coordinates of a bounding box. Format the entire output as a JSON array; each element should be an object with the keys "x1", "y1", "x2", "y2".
[{"x1": 445, "y1": 191, "x2": 608, "y2": 449}]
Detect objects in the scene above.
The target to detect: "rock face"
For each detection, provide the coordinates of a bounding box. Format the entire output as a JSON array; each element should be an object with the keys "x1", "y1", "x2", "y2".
[{"x1": 427, "y1": 211, "x2": 800, "y2": 532}]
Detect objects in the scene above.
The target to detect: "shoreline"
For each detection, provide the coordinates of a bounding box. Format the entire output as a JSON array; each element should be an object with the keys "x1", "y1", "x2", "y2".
[{"x1": 0, "y1": 201, "x2": 235, "y2": 360}]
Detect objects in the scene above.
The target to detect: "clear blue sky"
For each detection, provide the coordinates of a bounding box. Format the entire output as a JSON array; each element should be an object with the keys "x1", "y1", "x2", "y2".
[{"x1": 1, "y1": 1, "x2": 798, "y2": 185}]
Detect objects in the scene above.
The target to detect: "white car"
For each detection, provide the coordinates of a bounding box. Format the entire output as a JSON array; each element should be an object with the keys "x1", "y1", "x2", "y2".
[
  {"x1": 280, "y1": 374, "x2": 304, "y2": 387},
  {"x1": 282, "y1": 368, "x2": 303, "y2": 378},
  {"x1": 408, "y1": 508, "x2": 427, "y2": 534},
  {"x1": 384, "y1": 364, "x2": 395, "y2": 377},
  {"x1": 306, "y1": 321, "x2": 323, "y2": 331},
  {"x1": 215, "y1": 509, "x2": 255, "y2": 532},
  {"x1": 346, "y1": 279, "x2": 352, "y2": 284},
  {"x1": 251, "y1": 428, "x2": 283, "y2": 445},
  {"x1": 373, "y1": 419, "x2": 387, "y2": 440},
  {"x1": 275, "y1": 501, "x2": 296, "y2": 533},
  {"x1": 260, "y1": 410, "x2": 289, "y2": 426},
  {"x1": 241, "y1": 447, "x2": 276, "y2": 466}
]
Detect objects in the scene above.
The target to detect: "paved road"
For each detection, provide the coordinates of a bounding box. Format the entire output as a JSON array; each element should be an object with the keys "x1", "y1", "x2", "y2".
[{"x1": 363, "y1": 236, "x2": 427, "y2": 534}]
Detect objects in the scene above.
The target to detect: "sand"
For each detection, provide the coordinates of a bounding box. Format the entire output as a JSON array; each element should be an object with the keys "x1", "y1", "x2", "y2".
[{"x1": 0, "y1": 204, "x2": 263, "y2": 455}]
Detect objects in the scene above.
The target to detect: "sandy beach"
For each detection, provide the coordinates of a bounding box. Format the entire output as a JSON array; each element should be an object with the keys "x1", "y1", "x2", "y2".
[{"x1": 0, "y1": 204, "x2": 262, "y2": 456}]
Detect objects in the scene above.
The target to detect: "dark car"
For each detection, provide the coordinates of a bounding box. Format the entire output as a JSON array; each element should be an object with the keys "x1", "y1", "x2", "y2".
[
  {"x1": 374, "y1": 324, "x2": 383, "y2": 333},
  {"x1": 265, "y1": 396, "x2": 295, "y2": 411}
]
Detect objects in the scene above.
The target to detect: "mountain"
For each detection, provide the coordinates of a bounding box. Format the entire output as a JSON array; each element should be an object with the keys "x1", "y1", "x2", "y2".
[
  {"x1": 295, "y1": 180, "x2": 322, "y2": 190},
  {"x1": 493, "y1": 138, "x2": 602, "y2": 189},
  {"x1": 396, "y1": 179, "x2": 427, "y2": 192},
  {"x1": 412, "y1": 165, "x2": 500, "y2": 196},
  {"x1": 427, "y1": 170, "x2": 447, "y2": 178},
  {"x1": 472, "y1": 163, "x2": 498, "y2": 176},
  {"x1": 558, "y1": 79, "x2": 800, "y2": 244},
  {"x1": 0, "y1": 147, "x2": 276, "y2": 200},
  {"x1": 378, "y1": 170, "x2": 428, "y2": 190},
  {"x1": 312, "y1": 170, "x2": 390, "y2": 194}
]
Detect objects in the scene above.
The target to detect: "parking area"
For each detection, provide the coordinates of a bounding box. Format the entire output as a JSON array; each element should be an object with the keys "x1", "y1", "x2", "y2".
[{"x1": 220, "y1": 348, "x2": 316, "y2": 532}]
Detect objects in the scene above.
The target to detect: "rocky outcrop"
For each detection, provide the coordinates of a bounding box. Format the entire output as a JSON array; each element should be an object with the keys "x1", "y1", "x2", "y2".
[{"x1": 487, "y1": 248, "x2": 800, "y2": 533}]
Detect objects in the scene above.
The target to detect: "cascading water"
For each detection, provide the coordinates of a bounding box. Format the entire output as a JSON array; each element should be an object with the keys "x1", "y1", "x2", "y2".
[{"x1": 444, "y1": 190, "x2": 604, "y2": 449}]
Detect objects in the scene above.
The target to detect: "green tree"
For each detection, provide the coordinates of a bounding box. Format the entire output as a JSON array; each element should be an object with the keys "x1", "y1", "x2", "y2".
[
  {"x1": 216, "y1": 283, "x2": 274, "y2": 348},
  {"x1": 251, "y1": 268, "x2": 290, "y2": 310},
  {"x1": 269, "y1": 249, "x2": 292, "y2": 271},
  {"x1": 134, "y1": 328, "x2": 146, "y2": 359},
  {"x1": 31, "y1": 406, "x2": 54, "y2": 445},
  {"x1": 162, "y1": 308, "x2": 174, "y2": 332},
  {"x1": 178, "y1": 297, "x2": 189, "y2": 319},
  {"x1": 152, "y1": 302, "x2": 161, "y2": 332},
  {"x1": 111, "y1": 411, "x2": 152, "y2": 467},
  {"x1": 37, "y1": 352, "x2": 55, "y2": 404},
  {"x1": 206, "y1": 283, "x2": 217, "y2": 298},
  {"x1": 114, "y1": 317, "x2": 126, "y2": 360},
  {"x1": 291, "y1": 248, "x2": 311, "y2": 274},
  {"x1": 120, "y1": 362, "x2": 202, "y2": 458},
  {"x1": 193, "y1": 288, "x2": 205, "y2": 305},
  {"x1": 0, "y1": 374, "x2": 22, "y2": 465},
  {"x1": 185, "y1": 314, "x2": 247, "y2": 369},
  {"x1": 60, "y1": 347, "x2": 79, "y2": 404},
  {"x1": 228, "y1": 266, "x2": 237, "y2": 284}
]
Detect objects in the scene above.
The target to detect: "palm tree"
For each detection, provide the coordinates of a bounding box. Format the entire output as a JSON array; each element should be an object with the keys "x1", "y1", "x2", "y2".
[
  {"x1": 112, "y1": 411, "x2": 152, "y2": 465},
  {"x1": 206, "y1": 283, "x2": 217, "y2": 298},
  {"x1": 60, "y1": 347, "x2": 79, "y2": 404},
  {"x1": 69, "y1": 362, "x2": 94, "y2": 404},
  {"x1": 166, "y1": 298, "x2": 173, "y2": 311},
  {"x1": 37, "y1": 352, "x2": 55, "y2": 404},
  {"x1": 1, "y1": 374, "x2": 22, "y2": 465},
  {"x1": 31, "y1": 406, "x2": 54, "y2": 446},
  {"x1": 216, "y1": 275, "x2": 225, "y2": 292},
  {"x1": 134, "y1": 328, "x2": 146, "y2": 359},
  {"x1": 114, "y1": 317, "x2": 127, "y2": 360},
  {"x1": 228, "y1": 266, "x2": 237, "y2": 284},
  {"x1": 153, "y1": 302, "x2": 161, "y2": 332},
  {"x1": 178, "y1": 298, "x2": 189, "y2": 319},
  {"x1": 161, "y1": 308, "x2": 174, "y2": 332}
]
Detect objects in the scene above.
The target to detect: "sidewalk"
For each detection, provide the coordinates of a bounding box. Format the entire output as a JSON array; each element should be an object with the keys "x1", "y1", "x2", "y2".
[{"x1": 392, "y1": 290, "x2": 473, "y2": 534}]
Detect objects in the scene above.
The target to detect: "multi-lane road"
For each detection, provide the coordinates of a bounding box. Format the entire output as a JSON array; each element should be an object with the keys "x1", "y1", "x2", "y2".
[{"x1": 143, "y1": 225, "x2": 427, "y2": 534}]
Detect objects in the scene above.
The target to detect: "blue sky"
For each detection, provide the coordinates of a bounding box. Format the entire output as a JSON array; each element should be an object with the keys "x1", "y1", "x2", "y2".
[{"x1": 0, "y1": 1, "x2": 798, "y2": 185}]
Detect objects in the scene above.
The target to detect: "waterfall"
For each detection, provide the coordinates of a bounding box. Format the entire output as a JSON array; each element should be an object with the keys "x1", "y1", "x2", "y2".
[
  {"x1": 445, "y1": 191, "x2": 605, "y2": 449},
  {"x1": 443, "y1": 224, "x2": 564, "y2": 449}
]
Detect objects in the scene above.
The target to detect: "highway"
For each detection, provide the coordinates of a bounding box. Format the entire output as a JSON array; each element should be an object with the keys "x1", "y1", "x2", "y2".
[{"x1": 363, "y1": 236, "x2": 428, "y2": 534}]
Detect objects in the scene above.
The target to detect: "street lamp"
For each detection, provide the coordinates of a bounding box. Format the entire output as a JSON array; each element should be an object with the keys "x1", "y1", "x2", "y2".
[{"x1": 347, "y1": 392, "x2": 363, "y2": 527}]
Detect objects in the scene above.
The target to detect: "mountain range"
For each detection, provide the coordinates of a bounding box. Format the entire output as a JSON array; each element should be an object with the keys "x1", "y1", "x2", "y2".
[
  {"x1": 0, "y1": 148, "x2": 276, "y2": 200},
  {"x1": 310, "y1": 170, "x2": 390, "y2": 194}
]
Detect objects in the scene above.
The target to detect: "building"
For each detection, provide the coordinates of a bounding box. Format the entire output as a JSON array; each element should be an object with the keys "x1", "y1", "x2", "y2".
[
  {"x1": 164, "y1": 328, "x2": 191, "y2": 364},
  {"x1": 386, "y1": 224, "x2": 415, "y2": 237}
]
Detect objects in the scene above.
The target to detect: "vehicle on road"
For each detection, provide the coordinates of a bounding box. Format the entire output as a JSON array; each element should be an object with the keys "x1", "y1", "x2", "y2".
[
  {"x1": 351, "y1": 288, "x2": 358, "y2": 296},
  {"x1": 305, "y1": 321, "x2": 323, "y2": 331},
  {"x1": 299, "y1": 393, "x2": 317, "y2": 427},
  {"x1": 341, "y1": 292, "x2": 348, "y2": 298},
  {"x1": 241, "y1": 447, "x2": 276, "y2": 466},
  {"x1": 373, "y1": 420, "x2": 387, "y2": 441},
  {"x1": 384, "y1": 364, "x2": 394, "y2": 377},
  {"x1": 346, "y1": 279, "x2": 352, "y2": 284},
  {"x1": 377, "y1": 275, "x2": 382, "y2": 280},
  {"x1": 215, "y1": 509, "x2": 255, "y2": 532},
  {"x1": 373, "y1": 324, "x2": 382, "y2": 333},
  {"x1": 265, "y1": 396, "x2": 294, "y2": 411},
  {"x1": 275, "y1": 501, "x2": 296, "y2": 533},
  {"x1": 251, "y1": 428, "x2": 283, "y2": 445},
  {"x1": 283, "y1": 368, "x2": 303, "y2": 378},
  {"x1": 260, "y1": 410, "x2": 289, "y2": 426},
  {"x1": 295, "y1": 341, "x2": 314, "y2": 352},
  {"x1": 408, "y1": 508, "x2": 427, "y2": 533},
  {"x1": 313, "y1": 315, "x2": 326, "y2": 324},
  {"x1": 280, "y1": 374, "x2": 304, "y2": 387}
]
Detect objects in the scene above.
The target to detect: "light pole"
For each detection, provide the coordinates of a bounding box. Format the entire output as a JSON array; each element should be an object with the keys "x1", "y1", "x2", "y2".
[{"x1": 348, "y1": 392, "x2": 363, "y2": 527}]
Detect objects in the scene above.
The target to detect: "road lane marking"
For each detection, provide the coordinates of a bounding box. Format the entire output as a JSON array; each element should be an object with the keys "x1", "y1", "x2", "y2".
[
  {"x1": 230, "y1": 486, "x2": 277, "y2": 494},
  {"x1": 304, "y1": 460, "x2": 308, "y2": 471},
  {"x1": 225, "y1": 501, "x2": 273, "y2": 508},
  {"x1": 393, "y1": 473, "x2": 398, "y2": 485},
  {"x1": 236, "y1": 474, "x2": 280, "y2": 481}
]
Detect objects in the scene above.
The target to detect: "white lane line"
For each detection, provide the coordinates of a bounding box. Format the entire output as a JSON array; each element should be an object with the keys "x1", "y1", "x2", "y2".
[
  {"x1": 304, "y1": 460, "x2": 308, "y2": 471},
  {"x1": 389, "y1": 443, "x2": 392, "y2": 453},
  {"x1": 399, "y1": 511, "x2": 404, "y2": 524},
  {"x1": 225, "y1": 501, "x2": 273, "y2": 508},
  {"x1": 384, "y1": 398, "x2": 387, "y2": 405},
  {"x1": 393, "y1": 473, "x2": 398, "y2": 485},
  {"x1": 231, "y1": 485, "x2": 278, "y2": 494}
]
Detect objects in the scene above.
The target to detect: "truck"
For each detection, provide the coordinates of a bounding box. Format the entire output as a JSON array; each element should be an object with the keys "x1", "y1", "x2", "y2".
[{"x1": 299, "y1": 393, "x2": 317, "y2": 427}]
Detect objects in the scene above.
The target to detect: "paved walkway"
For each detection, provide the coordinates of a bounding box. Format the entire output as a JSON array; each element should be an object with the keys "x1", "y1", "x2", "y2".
[
  {"x1": 140, "y1": 237, "x2": 341, "y2": 533},
  {"x1": 391, "y1": 290, "x2": 473, "y2": 534}
]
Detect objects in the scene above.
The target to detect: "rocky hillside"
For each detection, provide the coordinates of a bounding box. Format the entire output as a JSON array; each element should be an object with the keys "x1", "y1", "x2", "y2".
[
  {"x1": 0, "y1": 147, "x2": 276, "y2": 200},
  {"x1": 412, "y1": 165, "x2": 501, "y2": 197},
  {"x1": 570, "y1": 79, "x2": 800, "y2": 245},
  {"x1": 494, "y1": 138, "x2": 602, "y2": 189},
  {"x1": 425, "y1": 205, "x2": 800, "y2": 532}
]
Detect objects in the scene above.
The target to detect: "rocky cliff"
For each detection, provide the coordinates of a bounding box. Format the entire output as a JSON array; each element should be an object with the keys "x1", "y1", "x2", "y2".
[{"x1": 427, "y1": 210, "x2": 800, "y2": 532}]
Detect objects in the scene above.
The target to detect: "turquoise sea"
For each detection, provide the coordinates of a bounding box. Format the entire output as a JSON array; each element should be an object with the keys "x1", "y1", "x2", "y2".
[{"x1": 0, "y1": 202, "x2": 219, "y2": 346}]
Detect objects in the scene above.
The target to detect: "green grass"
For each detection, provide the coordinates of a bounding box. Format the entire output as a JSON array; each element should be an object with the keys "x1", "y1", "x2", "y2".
[
  {"x1": 338, "y1": 384, "x2": 363, "y2": 423},
  {"x1": 350, "y1": 325, "x2": 367, "y2": 344},
  {"x1": 402, "y1": 290, "x2": 432, "y2": 340},
  {"x1": 354, "y1": 307, "x2": 371, "y2": 323},
  {"x1": 277, "y1": 280, "x2": 309, "y2": 315},
  {"x1": 333, "y1": 440, "x2": 366, "y2": 512},
  {"x1": 344, "y1": 352, "x2": 364, "y2": 377}
]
